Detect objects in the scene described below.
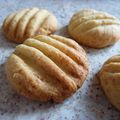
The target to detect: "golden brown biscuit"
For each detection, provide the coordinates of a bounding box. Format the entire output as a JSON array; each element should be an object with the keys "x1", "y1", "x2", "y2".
[
  {"x1": 68, "y1": 9, "x2": 120, "y2": 48},
  {"x1": 5, "y1": 35, "x2": 88, "y2": 102},
  {"x1": 99, "y1": 55, "x2": 120, "y2": 110},
  {"x1": 3, "y1": 8, "x2": 58, "y2": 43}
]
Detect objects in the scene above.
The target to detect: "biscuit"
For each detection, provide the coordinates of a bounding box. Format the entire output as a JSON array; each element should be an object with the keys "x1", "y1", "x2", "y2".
[
  {"x1": 3, "y1": 8, "x2": 58, "y2": 43},
  {"x1": 68, "y1": 9, "x2": 120, "y2": 48},
  {"x1": 5, "y1": 35, "x2": 89, "y2": 102},
  {"x1": 99, "y1": 55, "x2": 120, "y2": 110}
]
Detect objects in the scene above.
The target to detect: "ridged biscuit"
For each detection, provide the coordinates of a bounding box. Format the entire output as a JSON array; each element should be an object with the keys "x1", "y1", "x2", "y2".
[
  {"x1": 3, "y1": 8, "x2": 58, "y2": 43},
  {"x1": 99, "y1": 55, "x2": 120, "y2": 110},
  {"x1": 68, "y1": 9, "x2": 120, "y2": 48},
  {"x1": 5, "y1": 35, "x2": 88, "y2": 102}
]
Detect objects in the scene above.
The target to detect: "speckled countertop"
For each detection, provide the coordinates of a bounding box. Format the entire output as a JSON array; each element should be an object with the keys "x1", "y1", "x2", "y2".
[{"x1": 0, "y1": 0, "x2": 120, "y2": 120}]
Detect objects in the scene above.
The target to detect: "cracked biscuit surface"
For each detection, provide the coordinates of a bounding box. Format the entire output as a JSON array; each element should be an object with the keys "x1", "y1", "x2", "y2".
[
  {"x1": 3, "y1": 8, "x2": 58, "y2": 43},
  {"x1": 68, "y1": 9, "x2": 120, "y2": 48},
  {"x1": 5, "y1": 35, "x2": 89, "y2": 102},
  {"x1": 99, "y1": 55, "x2": 120, "y2": 110}
]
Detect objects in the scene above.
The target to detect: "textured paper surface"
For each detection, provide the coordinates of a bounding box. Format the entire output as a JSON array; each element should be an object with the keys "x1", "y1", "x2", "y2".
[{"x1": 0, "y1": 0, "x2": 120, "y2": 120}]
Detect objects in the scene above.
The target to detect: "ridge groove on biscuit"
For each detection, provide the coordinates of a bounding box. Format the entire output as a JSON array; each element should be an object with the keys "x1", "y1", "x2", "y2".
[
  {"x1": 14, "y1": 44, "x2": 77, "y2": 92},
  {"x1": 105, "y1": 56, "x2": 120, "y2": 64},
  {"x1": 3, "y1": 12, "x2": 17, "y2": 33},
  {"x1": 73, "y1": 20, "x2": 120, "y2": 34},
  {"x1": 49, "y1": 35, "x2": 88, "y2": 68},
  {"x1": 7, "y1": 9, "x2": 29, "y2": 40},
  {"x1": 25, "y1": 10, "x2": 49, "y2": 38},
  {"x1": 16, "y1": 8, "x2": 39, "y2": 39},
  {"x1": 40, "y1": 14, "x2": 51, "y2": 28},
  {"x1": 50, "y1": 35, "x2": 82, "y2": 51},
  {"x1": 35, "y1": 35, "x2": 87, "y2": 68},
  {"x1": 24, "y1": 38, "x2": 85, "y2": 86},
  {"x1": 69, "y1": 9, "x2": 120, "y2": 32},
  {"x1": 70, "y1": 13, "x2": 120, "y2": 33},
  {"x1": 101, "y1": 62, "x2": 120, "y2": 74},
  {"x1": 71, "y1": 12, "x2": 117, "y2": 27}
]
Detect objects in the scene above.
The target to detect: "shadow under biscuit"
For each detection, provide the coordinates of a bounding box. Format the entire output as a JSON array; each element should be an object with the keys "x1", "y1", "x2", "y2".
[
  {"x1": 55, "y1": 25, "x2": 70, "y2": 37},
  {"x1": 0, "y1": 61, "x2": 57, "y2": 116},
  {"x1": 0, "y1": 27, "x2": 17, "y2": 49},
  {"x1": 83, "y1": 73, "x2": 120, "y2": 119}
]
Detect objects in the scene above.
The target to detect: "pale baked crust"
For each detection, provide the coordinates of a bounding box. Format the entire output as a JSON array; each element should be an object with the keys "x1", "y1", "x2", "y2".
[
  {"x1": 99, "y1": 55, "x2": 120, "y2": 110},
  {"x1": 5, "y1": 35, "x2": 88, "y2": 102},
  {"x1": 3, "y1": 8, "x2": 58, "y2": 43},
  {"x1": 68, "y1": 9, "x2": 120, "y2": 48}
]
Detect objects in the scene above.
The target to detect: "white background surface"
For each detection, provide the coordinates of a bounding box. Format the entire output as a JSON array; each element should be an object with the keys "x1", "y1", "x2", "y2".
[{"x1": 0, "y1": 0, "x2": 120, "y2": 120}]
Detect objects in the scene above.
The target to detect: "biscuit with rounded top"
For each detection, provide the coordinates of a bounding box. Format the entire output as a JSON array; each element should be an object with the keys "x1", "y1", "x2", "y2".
[
  {"x1": 99, "y1": 55, "x2": 120, "y2": 110},
  {"x1": 5, "y1": 35, "x2": 89, "y2": 102},
  {"x1": 68, "y1": 9, "x2": 120, "y2": 48},
  {"x1": 3, "y1": 8, "x2": 58, "y2": 43}
]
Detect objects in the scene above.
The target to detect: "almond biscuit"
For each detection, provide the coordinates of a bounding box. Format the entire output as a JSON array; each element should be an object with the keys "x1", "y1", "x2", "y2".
[
  {"x1": 68, "y1": 9, "x2": 120, "y2": 48},
  {"x1": 3, "y1": 8, "x2": 58, "y2": 43},
  {"x1": 99, "y1": 55, "x2": 120, "y2": 110},
  {"x1": 5, "y1": 35, "x2": 89, "y2": 102}
]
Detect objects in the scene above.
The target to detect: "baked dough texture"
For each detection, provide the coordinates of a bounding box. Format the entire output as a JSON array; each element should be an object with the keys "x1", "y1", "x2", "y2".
[
  {"x1": 99, "y1": 55, "x2": 120, "y2": 110},
  {"x1": 68, "y1": 9, "x2": 120, "y2": 48},
  {"x1": 5, "y1": 35, "x2": 88, "y2": 102},
  {"x1": 3, "y1": 8, "x2": 58, "y2": 43}
]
